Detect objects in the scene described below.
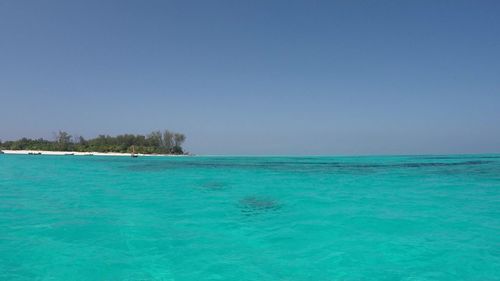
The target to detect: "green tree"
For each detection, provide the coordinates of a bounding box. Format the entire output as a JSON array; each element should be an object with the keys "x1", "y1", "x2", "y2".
[
  {"x1": 173, "y1": 133, "x2": 186, "y2": 154},
  {"x1": 56, "y1": 131, "x2": 72, "y2": 151},
  {"x1": 173, "y1": 133, "x2": 186, "y2": 147},
  {"x1": 163, "y1": 130, "x2": 174, "y2": 151}
]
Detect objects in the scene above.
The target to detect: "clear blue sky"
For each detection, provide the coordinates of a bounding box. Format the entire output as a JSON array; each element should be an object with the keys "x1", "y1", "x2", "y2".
[{"x1": 1, "y1": 0, "x2": 499, "y2": 155}]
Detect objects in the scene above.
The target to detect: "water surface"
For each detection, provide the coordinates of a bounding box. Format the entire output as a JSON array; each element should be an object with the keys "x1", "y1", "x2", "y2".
[{"x1": 1, "y1": 154, "x2": 499, "y2": 280}]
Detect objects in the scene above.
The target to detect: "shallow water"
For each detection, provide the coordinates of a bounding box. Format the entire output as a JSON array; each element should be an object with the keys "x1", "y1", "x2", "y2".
[{"x1": 1, "y1": 154, "x2": 499, "y2": 280}]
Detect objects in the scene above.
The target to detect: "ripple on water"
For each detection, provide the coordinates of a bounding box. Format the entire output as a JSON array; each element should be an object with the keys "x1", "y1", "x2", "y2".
[{"x1": 199, "y1": 181, "x2": 227, "y2": 191}]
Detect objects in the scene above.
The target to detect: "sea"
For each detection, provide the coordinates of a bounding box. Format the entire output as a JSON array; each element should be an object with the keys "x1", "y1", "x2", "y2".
[{"x1": 1, "y1": 154, "x2": 499, "y2": 280}]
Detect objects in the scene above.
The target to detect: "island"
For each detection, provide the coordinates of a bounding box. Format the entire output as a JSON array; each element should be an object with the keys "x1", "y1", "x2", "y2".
[{"x1": 0, "y1": 130, "x2": 187, "y2": 156}]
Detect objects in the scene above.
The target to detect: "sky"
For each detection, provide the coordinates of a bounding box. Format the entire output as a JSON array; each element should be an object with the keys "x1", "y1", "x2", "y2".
[{"x1": 0, "y1": 0, "x2": 499, "y2": 155}]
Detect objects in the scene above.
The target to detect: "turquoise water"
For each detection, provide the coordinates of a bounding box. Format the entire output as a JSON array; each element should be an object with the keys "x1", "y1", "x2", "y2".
[{"x1": 1, "y1": 154, "x2": 499, "y2": 280}]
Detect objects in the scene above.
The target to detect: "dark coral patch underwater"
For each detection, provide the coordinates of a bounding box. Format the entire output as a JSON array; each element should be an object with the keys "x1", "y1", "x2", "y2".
[{"x1": 238, "y1": 196, "x2": 282, "y2": 216}]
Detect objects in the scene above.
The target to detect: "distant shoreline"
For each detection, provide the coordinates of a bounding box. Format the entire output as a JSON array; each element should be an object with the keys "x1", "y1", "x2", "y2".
[{"x1": 0, "y1": 150, "x2": 188, "y2": 157}]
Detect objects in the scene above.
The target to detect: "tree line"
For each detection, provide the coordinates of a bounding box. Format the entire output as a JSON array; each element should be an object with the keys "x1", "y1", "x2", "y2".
[{"x1": 0, "y1": 130, "x2": 187, "y2": 154}]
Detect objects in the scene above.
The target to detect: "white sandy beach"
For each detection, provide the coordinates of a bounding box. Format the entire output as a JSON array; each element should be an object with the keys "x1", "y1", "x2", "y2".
[{"x1": 1, "y1": 150, "x2": 186, "y2": 157}]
